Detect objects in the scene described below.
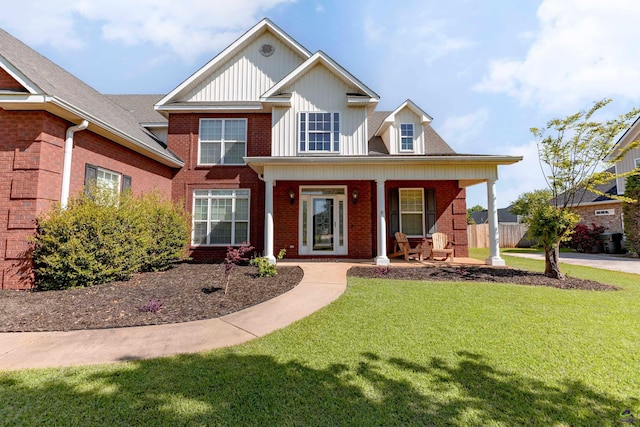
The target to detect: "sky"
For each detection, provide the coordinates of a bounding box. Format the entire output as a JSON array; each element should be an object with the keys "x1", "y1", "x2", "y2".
[{"x1": 2, "y1": 0, "x2": 640, "y2": 208}]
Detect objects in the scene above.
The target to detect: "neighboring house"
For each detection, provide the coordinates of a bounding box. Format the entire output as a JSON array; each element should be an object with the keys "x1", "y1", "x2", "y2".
[
  {"x1": 610, "y1": 116, "x2": 640, "y2": 196},
  {"x1": 470, "y1": 205, "x2": 520, "y2": 224},
  {"x1": 0, "y1": 19, "x2": 521, "y2": 289}
]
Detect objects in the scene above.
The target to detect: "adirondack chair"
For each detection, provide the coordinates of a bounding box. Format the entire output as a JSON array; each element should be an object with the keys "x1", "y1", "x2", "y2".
[
  {"x1": 389, "y1": 232, "x2": 424, "y2": 261},
  {"x1": 428, "y1": 232, "x2": 455, "y2": 261}
]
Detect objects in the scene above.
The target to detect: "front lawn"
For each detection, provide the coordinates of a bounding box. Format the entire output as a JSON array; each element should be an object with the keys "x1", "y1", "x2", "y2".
[{"x1": 2, "y1": 254, "x2": 639, "y2": 425}]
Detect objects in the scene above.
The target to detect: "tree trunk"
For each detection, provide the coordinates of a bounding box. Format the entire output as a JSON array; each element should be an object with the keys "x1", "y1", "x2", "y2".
[{"x1": 544, "y1": 243, "x2": 565, "y2": 280}]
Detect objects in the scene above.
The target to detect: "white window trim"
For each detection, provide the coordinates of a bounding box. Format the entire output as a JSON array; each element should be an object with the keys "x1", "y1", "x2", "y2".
[
  {"x1": 298, "y1": 112, "x2": 340, "y2": 153},
  {"x1": 96, "y1": 167, "x2": 121, "y2": 192},
  {"x1": 399, "y1": 188, "x2": 425, "y2": 237},
  {"x1": 399, "y1": 123, "x2": 415, "y2": 153},
  {"x1": 192, "y1": 189, "x2": 251, "y2": 247},
  {"x1": 198, "y1": 118, "x2": 247, "y2": 166}
]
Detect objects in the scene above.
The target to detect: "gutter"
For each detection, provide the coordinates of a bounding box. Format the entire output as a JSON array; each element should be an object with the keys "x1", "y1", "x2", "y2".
[{"x1": 61, "y1": 120, "x2": 89, "y2": 208}]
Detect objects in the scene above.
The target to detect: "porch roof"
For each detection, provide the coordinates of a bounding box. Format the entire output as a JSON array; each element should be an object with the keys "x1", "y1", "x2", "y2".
[{"x1": 245, "y1": 155, "x2": 522, "y2": 186}]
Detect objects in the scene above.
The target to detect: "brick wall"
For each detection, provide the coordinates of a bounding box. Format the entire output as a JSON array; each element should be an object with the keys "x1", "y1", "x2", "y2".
[
  {"x1": 168, "y1": 113, "x2": 271, "y2": 261},
  {"x1": 386, "y1": 180, "x2": 468, "y2": 258},
  {"x1": 0, "y1": 67, "x2": 25, "y2": 91},
  {"x1": 0, "y1": 109, "x2": 176, "y2": 289},
  {"x1": 573, "y1": 202, "x2": 624, "y2": 234}
]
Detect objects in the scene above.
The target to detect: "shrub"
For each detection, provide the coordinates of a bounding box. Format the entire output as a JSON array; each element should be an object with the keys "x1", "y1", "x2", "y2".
[
  {"x1": 570, "y1": 223, "x2": 605, "y2": 253},
  {"x1": 623, "y1": 173, "x2": 640, "y2": 254},
  {"x1": 32, "y1": 188, "x2": 190, "y2": 290},
  {"x1": 250, "y1": 248, "x2": 286, "y2": 278}
]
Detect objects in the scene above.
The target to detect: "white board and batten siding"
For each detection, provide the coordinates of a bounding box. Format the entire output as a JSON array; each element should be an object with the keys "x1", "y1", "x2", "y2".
[
  {"x1": 185, "y1": 33, "x2": 306, "y2": 102},
  {"x1": 387, "y1": 107, "x2": 425, "y2": 155},
  {"x1": 271, "y1": 64, "x2": 368, "y2": 157},
  {"x1": 615, "y1": 145, "x2": 640, "y2": 195}
]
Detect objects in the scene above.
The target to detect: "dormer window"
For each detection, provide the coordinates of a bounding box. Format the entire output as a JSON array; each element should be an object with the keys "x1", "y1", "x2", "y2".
[
  {"x1": 299, "y1": 112, "x2": 340, "y2": 153},
  {"x1": 400, "y1": 123, "x2": 414, "y2": 152}
]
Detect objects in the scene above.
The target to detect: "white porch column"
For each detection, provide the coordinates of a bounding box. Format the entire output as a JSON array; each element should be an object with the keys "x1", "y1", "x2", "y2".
[
  {"x1": 264, "y1": 178, "x2": 276, "y2": 264},
  {"x1": 485, "y1": 179, "x2": 505, "y2": 266},
  {"x1": 375, "y1": 179, "x2": 390, "y2": 265}
]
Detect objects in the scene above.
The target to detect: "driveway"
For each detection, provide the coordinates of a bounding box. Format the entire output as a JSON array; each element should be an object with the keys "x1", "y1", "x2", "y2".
[{"x1": 505, "y1": 251, "x2": 640, "y2": 275}]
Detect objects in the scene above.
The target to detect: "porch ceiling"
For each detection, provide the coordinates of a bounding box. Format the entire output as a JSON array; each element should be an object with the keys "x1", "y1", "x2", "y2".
[{"x1": 245, "y1": 155, "x2": 521, "y2": 182}]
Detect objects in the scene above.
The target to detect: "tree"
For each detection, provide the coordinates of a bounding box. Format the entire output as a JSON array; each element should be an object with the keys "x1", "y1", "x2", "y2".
[
  {"x1": 529, "y1": 99, "x2": 640, "y2": 279},
  {"x1": 510, "y1": 189, "x2": 552, "y2": 221},
  {"x1": 466, "y1": 205, "x2": 484, "y2": 224},
  {"x1": 623, "y1": 173, "x2": 640, "y2": 255}
]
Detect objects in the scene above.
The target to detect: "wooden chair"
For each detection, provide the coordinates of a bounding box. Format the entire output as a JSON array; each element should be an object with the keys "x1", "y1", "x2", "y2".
[
  {"x1": 428, "y1": 232, "x2": 455, "y2": 261},
  {"x1": 389, "y1": 232, "x2": 424, "y2": 261}
]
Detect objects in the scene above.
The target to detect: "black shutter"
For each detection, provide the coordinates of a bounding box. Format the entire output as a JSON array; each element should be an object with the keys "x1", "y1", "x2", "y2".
[
  {"x1": 84, "y1": 164, "x2": 97, "y2": 196},
  {"x1": 389, "y1": 188, "x2": 399, "y2": 237},
  {"x1": 425, "y1": 189, "x2": 436, "y2": 235},
  {"x1": 122, "y1": 175, "x2": 132, "y2": 192}
]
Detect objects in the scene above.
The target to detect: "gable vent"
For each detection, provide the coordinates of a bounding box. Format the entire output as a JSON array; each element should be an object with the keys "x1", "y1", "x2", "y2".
[{"x1": 259, "y1": 44, "x2": 275, "y2": 57}]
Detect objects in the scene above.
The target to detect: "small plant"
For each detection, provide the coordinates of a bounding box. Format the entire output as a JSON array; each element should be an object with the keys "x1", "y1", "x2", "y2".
[
  {"x1": 374, "y1": 266, "x2": 391, "y2": 276},
  {"x1": 137, "y1": 299, "x2": 163, "y2": 313},
  {"x1": 222, "y1": 242, "x2": 254, "y2": 295},
  {"x1": 250, "y1": 248, "x2": 286, "y2": 278}
]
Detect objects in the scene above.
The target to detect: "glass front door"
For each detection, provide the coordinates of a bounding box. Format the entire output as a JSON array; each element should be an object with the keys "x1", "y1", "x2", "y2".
[{"x1": 299, "y1": 187, "x2": 347, "y2": 255}]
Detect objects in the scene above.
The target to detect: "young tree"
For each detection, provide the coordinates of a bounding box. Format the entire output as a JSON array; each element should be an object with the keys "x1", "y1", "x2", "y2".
[
  {"x1": 530, "y1": 99, "x2": 640, "y2": 279},
  {"x1": 510, "y1": 189, "x2": 552, "y2": 221}
]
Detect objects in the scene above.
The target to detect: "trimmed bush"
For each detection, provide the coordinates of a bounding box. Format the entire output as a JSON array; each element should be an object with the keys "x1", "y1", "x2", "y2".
[{"x1": 32, "y1": 188, "x2": 190, "y2": 290}]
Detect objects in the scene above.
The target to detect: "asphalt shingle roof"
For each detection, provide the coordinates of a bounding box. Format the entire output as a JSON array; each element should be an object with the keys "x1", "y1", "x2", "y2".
[{"x1": 0, "y1": 28, "x2": 181, "y2": 166}]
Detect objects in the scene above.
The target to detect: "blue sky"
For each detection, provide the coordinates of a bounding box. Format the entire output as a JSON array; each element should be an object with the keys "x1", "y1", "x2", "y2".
[{"x1": 2, "y1": 0, "x2": 640, "y2": 208}]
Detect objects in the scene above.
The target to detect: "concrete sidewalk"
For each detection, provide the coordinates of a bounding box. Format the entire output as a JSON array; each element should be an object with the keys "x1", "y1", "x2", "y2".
[
  {"x1": 0, "y1": 263, "x2": 350, "y2": 371},
  {"x1": 505, "y1": 251, "x2": 640, "y2": 275}
]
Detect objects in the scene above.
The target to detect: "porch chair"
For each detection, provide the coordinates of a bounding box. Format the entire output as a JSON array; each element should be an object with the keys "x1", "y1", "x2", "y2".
[
  {"x1": 389, "y1": 232, "x2": 424, "y2": 262},
  {"x1": 428, "y1": 232, "x2": 455, "y2": 262}
]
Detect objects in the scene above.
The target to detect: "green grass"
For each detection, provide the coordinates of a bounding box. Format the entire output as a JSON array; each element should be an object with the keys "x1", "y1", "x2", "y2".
[{"x1": 2, "y1": 252, "x2": 640, "y2": 426}]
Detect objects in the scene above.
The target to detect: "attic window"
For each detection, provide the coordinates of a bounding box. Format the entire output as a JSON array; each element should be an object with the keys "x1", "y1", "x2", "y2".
[{"x1": 259, "y1": 44, "x2": 275, "y2": 57}]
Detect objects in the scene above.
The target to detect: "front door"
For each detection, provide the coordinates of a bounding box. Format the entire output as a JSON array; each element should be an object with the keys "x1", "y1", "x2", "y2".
[{"x1": 299, "y1": 187, "x2": 347, "y2": 255}]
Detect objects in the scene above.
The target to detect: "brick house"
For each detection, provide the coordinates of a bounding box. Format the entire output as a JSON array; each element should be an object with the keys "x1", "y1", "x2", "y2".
[{"x1": 0, "y1": 19, "x2": 521, "y2": 289}]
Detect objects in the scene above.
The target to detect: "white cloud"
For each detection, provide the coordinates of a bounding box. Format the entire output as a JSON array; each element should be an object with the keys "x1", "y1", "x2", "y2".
[
  {"x1": 438, "y1": 108, "x2": 490, "y2": 153},
  {"x1": 475, "y1": 0, "x2": 640, "y2": 112},
  {"x1": 0, "y1": 0, "x2": 294, "y2": 60},
  {"x1": 364, "y1": 8, "x2": 474, "y2": 65}
]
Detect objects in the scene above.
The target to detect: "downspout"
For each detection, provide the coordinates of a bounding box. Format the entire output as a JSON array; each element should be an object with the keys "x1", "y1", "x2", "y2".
[{"x1": 60, "y1": 120, "x2": 89, "y2": 209}]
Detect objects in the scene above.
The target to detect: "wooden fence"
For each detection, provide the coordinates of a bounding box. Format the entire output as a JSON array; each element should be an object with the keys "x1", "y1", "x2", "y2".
[{"x1": 467, "y1": 223, "x2": 533, "y2": 248}]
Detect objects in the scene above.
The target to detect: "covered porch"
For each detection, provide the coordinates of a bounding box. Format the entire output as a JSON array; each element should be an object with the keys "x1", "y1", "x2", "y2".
[{"x1": 246, "y1": 155, "x2": 521, "y2": 267}]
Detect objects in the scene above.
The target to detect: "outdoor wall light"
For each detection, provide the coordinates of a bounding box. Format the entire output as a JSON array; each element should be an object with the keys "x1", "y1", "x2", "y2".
[
  {"x1": 352, "y1": 189, "x2": 358, "y2": 204},
  {"x1": 289, "y1": 189, "x2": 296, "y2": 204}
]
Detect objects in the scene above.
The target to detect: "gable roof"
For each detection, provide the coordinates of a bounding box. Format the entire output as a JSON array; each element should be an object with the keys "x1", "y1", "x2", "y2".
[
  {"x1": 374, "y1": 99, "x2": 432, "y2": 137},
  {"x1": 0, "y1": 28, "x2": 183, "y2": 167},
  {"x1": 156, "y1": 18, "x2": 311, "y2": 109},
  {"x1": 107, "y1": 94, "x2": 167, "y2": 125},
  {"x1": 471, "y1": 206, "x2": 519, "y2": 224},
  {"x1": 261, "y1": 50, "x2": 379, "y2": 102},
  {"x1": 608, "y1": 115, "x2": 640, "y2": 160}
]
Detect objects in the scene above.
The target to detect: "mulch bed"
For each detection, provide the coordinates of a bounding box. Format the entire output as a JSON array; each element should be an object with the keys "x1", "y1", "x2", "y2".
[
  {"x1": 348, "y1": 265, "x2": 620, "y2": 291},
  {"x1": 0, "y1": 263, "x2": 303, "y2": 332}
]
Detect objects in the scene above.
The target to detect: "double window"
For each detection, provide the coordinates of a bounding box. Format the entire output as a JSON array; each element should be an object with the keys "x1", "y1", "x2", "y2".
[
  {"x1": 299, "y1": 112, "x2": 340, "y2": 153},
  {"x1": 199, "y1": 119, "x2": 247, "y2": 165},
  {"x1": 400, "y1": 123, "x2": 414, "y2": 152},
  {"x1": 192, "y1": 189, "x2": 250, "y2": 246}
]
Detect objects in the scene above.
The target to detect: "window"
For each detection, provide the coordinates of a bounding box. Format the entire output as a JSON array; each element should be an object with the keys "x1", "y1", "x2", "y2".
[
  {"x1": 192, "y1": 189, "x2": 250, "y2": 246},
  {"x1": 635, "y1": 158, "x2": 640, "y2": 169},
  {"x1": 199, "y1": 119, "x2": 247, "y2": 165},
  {"x1": 399, "y1": 189, "x2": 424, "y2": 236},
  {"x1": 299, "y1": 112, "x2": 340, "y2": 153},
  {"x1": 400, "y1": 123, "x2": 414, "y2": 152},
  {"x1": 389, "y1": 188, "x2": 436, "y2": 238},
  {"x1": 84, "y1": 164, "x2": 131, "y2": 196}
]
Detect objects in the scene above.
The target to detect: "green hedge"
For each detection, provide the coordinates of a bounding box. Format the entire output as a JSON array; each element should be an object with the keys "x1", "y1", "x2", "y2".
[
  {"x1": 32, "y1": 189, "x2": 190, "y2": 290},
  {"x1": 623, "y1": 173, "x2": 640, "y2": 254}
]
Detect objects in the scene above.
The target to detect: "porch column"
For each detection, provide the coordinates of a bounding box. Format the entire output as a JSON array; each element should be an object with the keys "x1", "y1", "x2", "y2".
[
  {"x1": 485, "y1": 179, "x2": 505, "y2": 266},
  {"x1": 375, "y1": 179, "x2": 390, "y2": 265},
  {"x1": 264, "y1": 178, "x2": 276, "y2": 264}
]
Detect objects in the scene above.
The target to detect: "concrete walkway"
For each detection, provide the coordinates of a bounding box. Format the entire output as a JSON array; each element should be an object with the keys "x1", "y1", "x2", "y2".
[
  {"x1": 0, "y1": 263, "x2": 351, "y2": 371},
  {"x1": 505, "y1": 251, "x2": 640, "y2": 275}
]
